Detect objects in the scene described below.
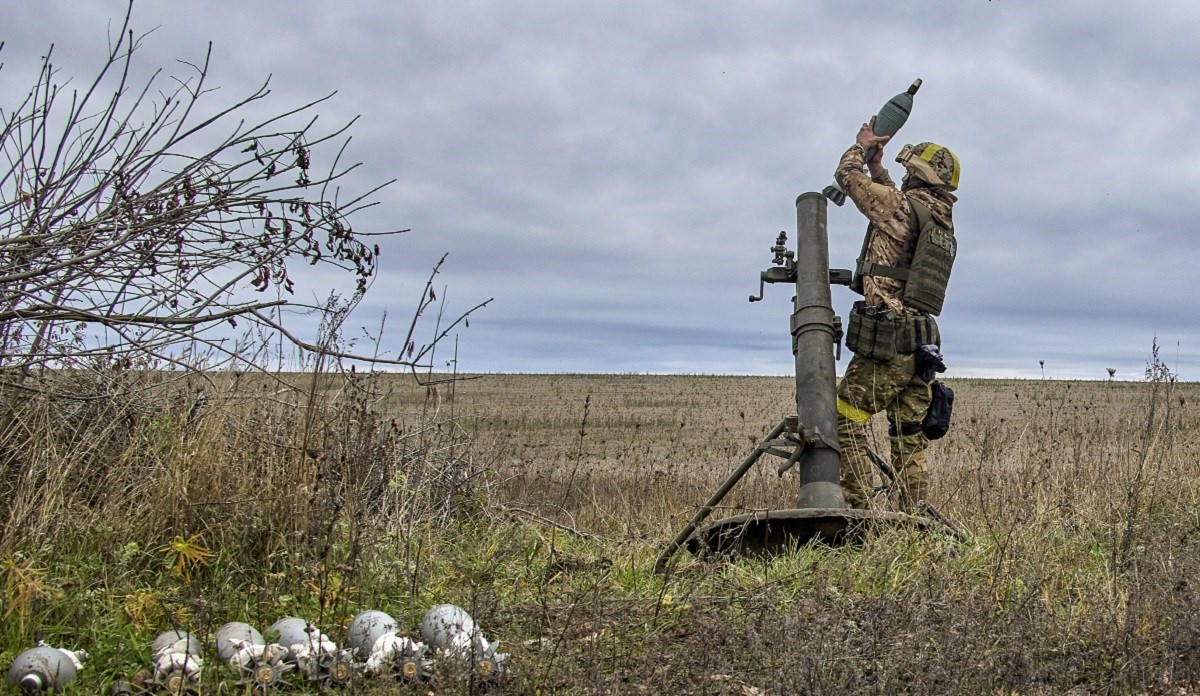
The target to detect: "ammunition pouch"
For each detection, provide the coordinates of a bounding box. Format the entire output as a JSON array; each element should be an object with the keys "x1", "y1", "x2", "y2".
[
  {"x1": 846, "y1": 302, "x2": 939, "y2": 360},
  {"x1": 845, "y1": 301, "x2": 897, "y2": 361},
  {"x1": 895, "y1": 314, "x2": 940, "y2": 354}
]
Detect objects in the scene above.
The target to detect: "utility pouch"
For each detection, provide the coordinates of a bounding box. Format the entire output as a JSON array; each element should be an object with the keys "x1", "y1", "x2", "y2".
[
  {"x1": 895, "y1": 314, "x2": 941, "y2": 354},
  {"x1": 845, "y1": 300, "x2": 897, "y2": 361},
  {"x1": 922, "y1": 380, "x2": 954, "y2": 440}
]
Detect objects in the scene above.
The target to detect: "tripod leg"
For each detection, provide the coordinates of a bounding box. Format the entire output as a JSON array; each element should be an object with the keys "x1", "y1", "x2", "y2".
[{"x1": 653, "y1": 418, "x2": 790, "y2": 573}]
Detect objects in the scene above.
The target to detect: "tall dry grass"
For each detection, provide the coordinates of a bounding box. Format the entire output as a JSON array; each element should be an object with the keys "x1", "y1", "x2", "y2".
[
  {"x1": 1, "y1": 369, "x2": 486, "y2": 561},
  {"x1": 2, "y1": 364, "x2": 1200, "y2": 694},
  {"x1": 0, "y1": 364, "x2": 498, "y2": 692}
]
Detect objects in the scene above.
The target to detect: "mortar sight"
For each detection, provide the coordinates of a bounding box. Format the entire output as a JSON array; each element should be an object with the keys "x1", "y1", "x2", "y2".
[
  {"x1": 771, "y1": 231, "x2": 792, "y2": 266},
  {"x1": 749, "y1": 226, "x2": 849, "y2": 303},
  {"x1": 749, "y1": 231, "x2": 796, "y2": 302}
]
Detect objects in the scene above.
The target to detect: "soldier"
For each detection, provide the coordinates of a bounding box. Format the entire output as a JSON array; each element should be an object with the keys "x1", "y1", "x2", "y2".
[{"x1": 833, "y1": 119, "x2": 960, "y2": 512}]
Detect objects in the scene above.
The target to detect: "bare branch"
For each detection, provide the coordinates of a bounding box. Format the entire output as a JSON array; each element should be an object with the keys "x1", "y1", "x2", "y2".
[{"x1": 0, "y1": 9, "x2": 485, "y2": 379}]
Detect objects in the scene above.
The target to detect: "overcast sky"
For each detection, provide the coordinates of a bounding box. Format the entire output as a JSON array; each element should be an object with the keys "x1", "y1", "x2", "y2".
[{"x1": 6, "y1": 1, "x2": 1200, "y2": 379}]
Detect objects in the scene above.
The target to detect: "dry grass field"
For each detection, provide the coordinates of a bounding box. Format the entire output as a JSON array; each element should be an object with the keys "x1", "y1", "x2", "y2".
[
  {"x1": 401, "y1": 372, "x2": 1200, "y2": 543},
  {"x1": 3, "y1": 367, "x2": 1200, "y2": 694}
]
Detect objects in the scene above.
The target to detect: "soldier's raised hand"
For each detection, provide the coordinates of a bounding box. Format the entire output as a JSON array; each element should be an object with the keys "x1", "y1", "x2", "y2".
[{"x1": 857, "y1": 117, "x2": 891, "y2": 151}]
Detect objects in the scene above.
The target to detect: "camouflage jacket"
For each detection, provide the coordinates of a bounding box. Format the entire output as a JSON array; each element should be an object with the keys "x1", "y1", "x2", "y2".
[{"x1": 834, "y1": 142, "x2": 957, "y2": 315}]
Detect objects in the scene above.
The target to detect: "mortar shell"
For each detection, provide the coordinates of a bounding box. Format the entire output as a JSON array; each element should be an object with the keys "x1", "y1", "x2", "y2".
[
  {"x1": 6, "y1": 646, "x2": 79, "y2": 691},
  {"x1": 152, "y1": 629, "x2": 202, "y2": 658},
  {"x1": 214, "y1": 622, "x2": 264, "y2": 662},
  {"x1": 266, "y1": 617, "x2": 312, "y2": 657},
  {"x1": 344, "y1": 610, "x2": 399, "y2": 658}
]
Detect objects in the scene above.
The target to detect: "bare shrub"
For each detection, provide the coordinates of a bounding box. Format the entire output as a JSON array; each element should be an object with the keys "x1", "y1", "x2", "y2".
[
  {"x1": 0, "y1": 2, "x2": 489, "y2": 569},
  {"x1": 0, "y1": 4, "x2": 486, "y2": 389}
]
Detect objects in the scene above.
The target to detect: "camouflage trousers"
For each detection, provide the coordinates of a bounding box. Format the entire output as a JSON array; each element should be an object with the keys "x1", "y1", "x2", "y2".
[{"x1": 836, "y1": 351, "x2": 932, "y2": 513}]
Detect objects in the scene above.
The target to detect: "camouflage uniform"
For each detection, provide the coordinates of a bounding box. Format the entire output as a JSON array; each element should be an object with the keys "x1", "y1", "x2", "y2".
[{"x1": 833, "y1": 142, "x2": 957, "y2": 512}]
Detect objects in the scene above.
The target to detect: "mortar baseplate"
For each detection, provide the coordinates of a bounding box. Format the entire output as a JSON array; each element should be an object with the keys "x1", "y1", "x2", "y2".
[{"x1": 686, "y1": 508, "x2": 931, "y2": 557}]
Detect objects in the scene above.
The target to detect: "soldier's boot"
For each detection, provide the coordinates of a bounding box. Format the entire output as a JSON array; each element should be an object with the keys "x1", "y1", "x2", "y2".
[
  {"x1": 890, "y1": 430, "x2": 929, "y2": 514},
  {"x1": 837, "y1": 413, "x2": 876, "y2": 509}
]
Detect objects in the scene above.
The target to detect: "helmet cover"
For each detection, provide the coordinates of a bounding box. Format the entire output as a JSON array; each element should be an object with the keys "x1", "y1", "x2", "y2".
[{"x1": 896, "y1": 142, "x2": 960, "y2": 190}]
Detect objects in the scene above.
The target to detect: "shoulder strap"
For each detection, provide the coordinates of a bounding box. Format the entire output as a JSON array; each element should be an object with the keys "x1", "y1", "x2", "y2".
[
  {"x1": 854, "y1": 197, "x2": 929, "y2": 282},
  {"x1": 908, "y1": 197, "x2": 933, "y2": 236},
  {"x1": 897, "y1": 197, "x2": 932, "y2": 267}
]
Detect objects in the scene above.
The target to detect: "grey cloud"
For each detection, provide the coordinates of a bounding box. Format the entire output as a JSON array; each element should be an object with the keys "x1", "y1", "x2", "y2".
[{"x1": 5, "y1": 1, "x2": 1200, "y2": 379}]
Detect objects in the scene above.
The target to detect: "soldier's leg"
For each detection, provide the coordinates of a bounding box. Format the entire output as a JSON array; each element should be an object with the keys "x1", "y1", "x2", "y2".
[
  {"x1": 836, "y1": 354, "x2": 908, "y2": 509},
  {"x1": 836, "y1": 412, "x2": 874, "y2": 509},
  {"x1": 886, "y1": 370, "x2": 933, "y2": 513}
]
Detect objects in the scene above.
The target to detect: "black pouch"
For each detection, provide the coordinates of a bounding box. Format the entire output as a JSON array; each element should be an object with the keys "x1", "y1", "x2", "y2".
[{"x1": 922, "y1": 380, "x2": 954, "y2": 440}]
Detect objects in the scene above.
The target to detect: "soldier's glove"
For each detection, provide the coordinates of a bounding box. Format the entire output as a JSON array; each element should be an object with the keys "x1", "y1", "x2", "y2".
[{"x1": 915, "y1": 344, "x2": 946, "y2": 383}]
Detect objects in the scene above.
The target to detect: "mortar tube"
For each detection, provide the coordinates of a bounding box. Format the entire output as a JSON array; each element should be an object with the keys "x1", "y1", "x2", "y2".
[{"x1": 792, "y1": 192, "x2": 847, "y2": 509}]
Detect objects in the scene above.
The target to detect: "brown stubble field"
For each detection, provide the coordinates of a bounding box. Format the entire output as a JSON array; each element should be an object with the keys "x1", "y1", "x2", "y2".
[{"x1": 390, "y1": 373, "x2": 1200, "y2": 545}]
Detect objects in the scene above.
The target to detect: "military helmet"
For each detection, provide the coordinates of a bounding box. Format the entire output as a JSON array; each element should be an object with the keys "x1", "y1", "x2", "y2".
[{"x1": 896, "y1": 142, "x2": 960, "y2": 191}]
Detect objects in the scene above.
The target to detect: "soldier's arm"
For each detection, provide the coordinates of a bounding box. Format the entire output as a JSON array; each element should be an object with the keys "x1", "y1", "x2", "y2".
[{"x1": 835, "y1": 143, "x2": 904, "y2": 227}]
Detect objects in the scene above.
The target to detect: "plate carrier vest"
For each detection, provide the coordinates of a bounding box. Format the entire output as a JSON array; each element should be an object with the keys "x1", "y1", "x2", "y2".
[{"x1": 850, "y1": 197, "x2": 956, "y2": 316}]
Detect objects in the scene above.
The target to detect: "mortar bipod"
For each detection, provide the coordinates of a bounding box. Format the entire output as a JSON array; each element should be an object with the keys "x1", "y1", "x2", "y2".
[
  {"x1": 651, "y1": 412, "x2": 922, "y2": 573},
  {"x1": 653, "y1": 414, "x2": 846, "y2": 574},
  {"x1": 653, "y1": 417, "x2": 791, "y2": 574}
]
